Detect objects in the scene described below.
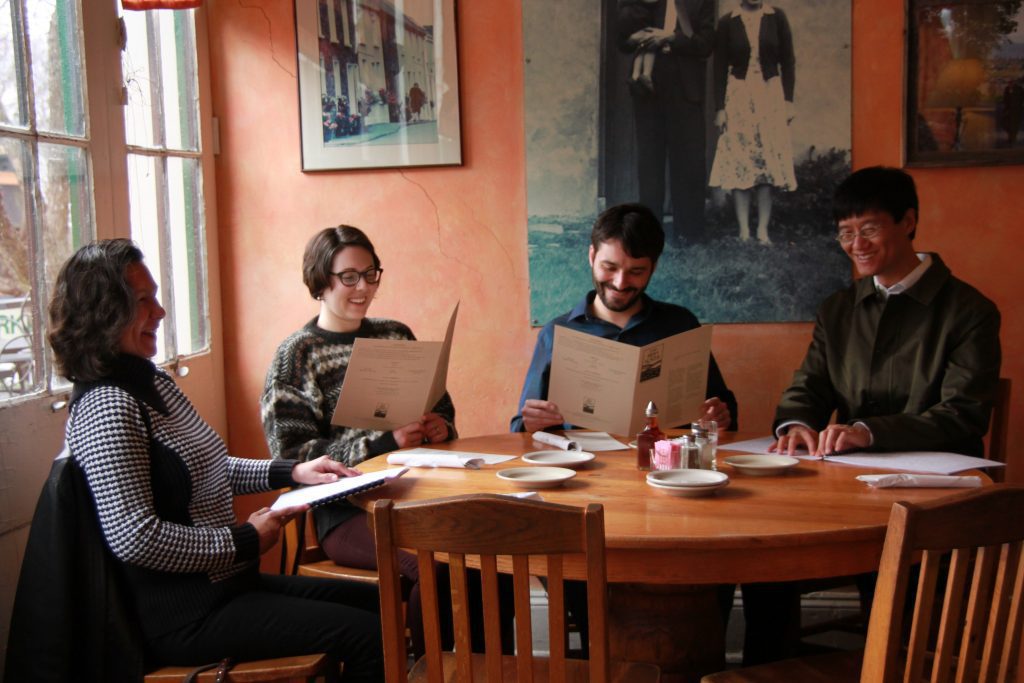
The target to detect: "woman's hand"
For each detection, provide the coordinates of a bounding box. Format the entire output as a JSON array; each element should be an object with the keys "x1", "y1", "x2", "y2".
[
  {"x1": 248, "y1": 505, "x2": 306, "y2": 555},
  {"x1": 292, "y1": 455, "x2": 360, "y2": 485},
  {"x1": 421, "y1": 413, "x2": 451, "y2": 444},
  {"x1": 392, "y1": 420, "x2": 427, "y2": 448},
  {"x1": 715, "y1": 110, "x2": 727, "y2": 132}
]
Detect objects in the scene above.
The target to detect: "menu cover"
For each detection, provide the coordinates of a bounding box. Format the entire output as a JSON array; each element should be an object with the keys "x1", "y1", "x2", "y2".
[
  {"x1": 271, "y1": 468, "x2": 409, "y2": 510},
  {"x1": 331, "y1": 303, "x2": 458, "y2": 430},
  {"x1": 549, "y1": 324, "x2": 712, "y2": 436}
]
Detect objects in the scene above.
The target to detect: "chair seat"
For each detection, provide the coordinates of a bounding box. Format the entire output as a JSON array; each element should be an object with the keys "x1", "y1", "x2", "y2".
[
  {"x1": 144, "y1": 653, "x2": 328, "y2": 682},
  {"x1": 296, "y1": 559, "x2": 380, "y2": 584},
  {"x1": 700, "y1": 649, "x2": 862, "y2": 683},
  {"x1": 409, "y1": 651, "x2": 661, "y2": 682}
]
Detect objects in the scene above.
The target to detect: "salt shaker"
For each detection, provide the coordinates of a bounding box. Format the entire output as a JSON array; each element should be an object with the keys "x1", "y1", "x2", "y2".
[{"x1": 677, "y1": 435, "x2": 699, "y2": 469}]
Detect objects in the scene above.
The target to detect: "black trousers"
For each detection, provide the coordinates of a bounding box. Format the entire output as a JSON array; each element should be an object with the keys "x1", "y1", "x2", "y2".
[
  {"x1": 147, "y1": 573, "x2": 383, "y2": 683},
  {"x1": 632, "y1": 87, "x2": 707, "y2": 243}
]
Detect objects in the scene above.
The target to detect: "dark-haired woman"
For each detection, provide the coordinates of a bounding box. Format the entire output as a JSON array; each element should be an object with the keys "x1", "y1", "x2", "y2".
[
  {"x1": 261, "y1": 225, "x2": 463, "y2": 656},
  {"x1": 50, "y1": 239, "x2": 383, "y2": 680}
]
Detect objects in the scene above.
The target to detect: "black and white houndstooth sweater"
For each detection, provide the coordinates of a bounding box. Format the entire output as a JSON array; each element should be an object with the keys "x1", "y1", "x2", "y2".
[
  {"x1": 261, "y1": 317, "x2": 456, "y2": 538},
  {"x1": 67, "y1": 354, "x2": 296, "y2": 637}
]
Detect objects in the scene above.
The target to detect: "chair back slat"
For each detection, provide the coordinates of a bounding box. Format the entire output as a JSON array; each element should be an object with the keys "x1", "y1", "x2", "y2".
[
  {"x1": 859, "y1": 486, "x2": 1024, "y2": 683},
  {"x1": 980, "y1": 542, "x2": 1021, "y2": 682},
  {"x1": 374, "y1": 499, "x2": 409, "y2": 683},
  {"x1": 480, "y1": 555, "x2": 504, "y2": 682},
  {"x1": 906, "y1": 550, "x2": 941, "y2": 683},
  {"x1": 417, "y1": 550, "x2": 445, "y2": 682},
  {"x1": 548, "y1": 555, "x2": 567, "y2": 683},
  {"x1": 997, "y1": 545, "x2": 1024, "y2": 682},
  {"x1": 371, "y1": 494, "x2": 609, "y2": 682},
  {"x1": 449, "y1": 553, "x2": 475, "y2": 680}
]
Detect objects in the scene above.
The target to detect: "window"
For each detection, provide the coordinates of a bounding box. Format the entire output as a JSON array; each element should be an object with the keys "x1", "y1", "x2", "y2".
[{"x1": 0, "y1": 0, "x2": 209, "y2": 401}]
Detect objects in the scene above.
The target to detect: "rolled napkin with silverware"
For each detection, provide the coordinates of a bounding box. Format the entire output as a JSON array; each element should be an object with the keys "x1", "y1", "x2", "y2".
[
  {"x1": 856, "y1": 473, "x2": 983, "y2": 488},
  {"x1": 531, "y1": 431, "x2": 581, "y2": 451},
  {"x1": 387, "y1": 452, "x2": 484, "y2": 469}
]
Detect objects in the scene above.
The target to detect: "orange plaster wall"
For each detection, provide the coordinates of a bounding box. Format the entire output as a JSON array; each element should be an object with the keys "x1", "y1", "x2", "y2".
[{"x1": 208, "y1": 0, "x2": 1022, "y2": 489}]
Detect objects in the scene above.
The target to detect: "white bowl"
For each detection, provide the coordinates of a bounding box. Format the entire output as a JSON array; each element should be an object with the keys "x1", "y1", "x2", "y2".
[
  {"x1": 521, "y1": 450, "x2": 596, "y2": 468},
  {"x1": 723, "y1": 454, "x2": 800, "y2": 476},
  {"x1": 646, "y1": 469, "x2": 729, "y2": 497},
  {"x1": 496, "y1": 466, "x2": 576, "y2": 489}
]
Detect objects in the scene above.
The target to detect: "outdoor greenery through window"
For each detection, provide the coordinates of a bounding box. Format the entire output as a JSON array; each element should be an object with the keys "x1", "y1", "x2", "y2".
[{"x1": 0, "y1": 0, "x2": 209, "y2": 402}]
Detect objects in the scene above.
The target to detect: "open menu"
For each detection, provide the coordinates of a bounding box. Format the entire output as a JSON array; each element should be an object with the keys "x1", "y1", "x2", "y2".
[
  {"x1": 332, "y1": 303, "x2": 458, "y2": 431},
  {"x1": 548, "y1": 324, "x2": 712, "y2": 437},
  {"x1": 271, "y1": 468, "x2": 409, "y2": 510}
]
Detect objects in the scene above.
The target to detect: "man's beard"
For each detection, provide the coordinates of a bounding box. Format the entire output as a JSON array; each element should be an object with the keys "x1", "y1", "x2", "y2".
[{"x1": 594, "y1": 279, "x2": 644, "y2": 313}]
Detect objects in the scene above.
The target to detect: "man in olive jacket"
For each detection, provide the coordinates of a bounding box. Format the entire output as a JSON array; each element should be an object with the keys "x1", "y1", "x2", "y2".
[{"x1": 772, "y1": 166, "x2": 1001, "y2": 457}]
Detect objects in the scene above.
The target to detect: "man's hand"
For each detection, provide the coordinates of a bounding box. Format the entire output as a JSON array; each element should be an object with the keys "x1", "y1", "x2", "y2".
[
  {"x1": 816, "y1": 424, "x2": 870, "y2": 457},
  {"x1": 248, "y1": 505, "x2": 305, "y2": 555},
  {"x1": 421, "y1": 412, "x2": 450, "y2": 444},
  {"x1": 701, "y1": 397, "x2": 732, "y2": 430},
  {"x1": 393, "y1": 420, "x2": 427, "y2": 448},
  {"x1": 770, "y1": 424, "x2": 818, "y2": 455},
  {"x1": 521, "y1": 399, "x2": 565, "y2": 433},
  {"x1": 292, "y1": 455, "x2": 360, "y2": 485}
]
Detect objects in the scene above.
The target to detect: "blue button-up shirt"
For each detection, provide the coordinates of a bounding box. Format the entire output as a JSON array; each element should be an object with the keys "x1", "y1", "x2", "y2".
[{"x1": 510, "y1": 292, "x2": 738, "y2": 432}]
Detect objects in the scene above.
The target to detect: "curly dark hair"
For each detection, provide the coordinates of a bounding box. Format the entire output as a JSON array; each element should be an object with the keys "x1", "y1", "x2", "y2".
[
  {"x1": 48, "y1": 239, "x2": 145, "y2": 382},
  {"x1": 302, "y1": 225, "x2": 380, "y2": 299}
]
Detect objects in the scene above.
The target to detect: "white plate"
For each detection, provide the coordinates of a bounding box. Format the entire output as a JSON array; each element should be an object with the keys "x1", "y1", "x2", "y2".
[
  {"x1": 647, "y1": 469, "x2": 729, "y2": 488},
  {"x1": 521, "y1": 450, "x2": 596, "y2": 468},
  {"x1": 628, "y1": 440, "x2": 638, "y2": 448},
  {"x1": 496, "y1": 466, "x2": 576, "y2": 489},
  {"x1": 723, "y1": 454, "x2": 800, "y2": 476},
  {"x1": 646, "y1": 470, "x2": 729, "y2": 497}
]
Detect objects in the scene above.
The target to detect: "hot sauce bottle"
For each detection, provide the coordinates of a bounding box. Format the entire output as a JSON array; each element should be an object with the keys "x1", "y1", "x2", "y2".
[{"x1": 635, "y1": 400, "x2": 664, "y2": 470}]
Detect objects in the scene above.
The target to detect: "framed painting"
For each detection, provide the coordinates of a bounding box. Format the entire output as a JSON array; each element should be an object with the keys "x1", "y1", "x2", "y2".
[
  {"x1": 907, "y1": 0, "x2": 1024, "y2": 166},
  {"x1": 294, "y1": 0, "x2": 462, "y2": 171}
]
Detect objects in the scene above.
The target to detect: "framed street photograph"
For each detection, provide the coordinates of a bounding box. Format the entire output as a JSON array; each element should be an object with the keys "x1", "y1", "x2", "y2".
[
  {"x1": 907, "y1": 0, "x2": 1024, "y2": 166},
  {"x1": 294, "y1": 0, "x2": 462, "y2": 171}
]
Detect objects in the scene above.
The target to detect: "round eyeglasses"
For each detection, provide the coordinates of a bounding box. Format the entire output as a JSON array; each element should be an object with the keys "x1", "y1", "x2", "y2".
[
  {"x1": 836, "y1": 225, "x2": 882, "y2": 244},
  {"x1": 331, "y1": 267, "x2": 383, "y2": 286}
]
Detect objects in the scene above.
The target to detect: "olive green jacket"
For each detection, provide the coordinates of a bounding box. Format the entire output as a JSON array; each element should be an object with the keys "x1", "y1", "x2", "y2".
[{"x1": 773, "y1": 254, "x2": 1000, "y2": 456}]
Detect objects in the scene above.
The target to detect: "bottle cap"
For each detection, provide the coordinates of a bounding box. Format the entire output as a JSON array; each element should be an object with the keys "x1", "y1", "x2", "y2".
[{"x1": 645, "y1": 400, "x2": 659, "y2": 417}]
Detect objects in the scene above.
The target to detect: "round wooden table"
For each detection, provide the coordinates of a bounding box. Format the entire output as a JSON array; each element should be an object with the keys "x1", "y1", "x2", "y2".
[{"x1": 352, "y1": 431, "x2": 985, "y2": 681}]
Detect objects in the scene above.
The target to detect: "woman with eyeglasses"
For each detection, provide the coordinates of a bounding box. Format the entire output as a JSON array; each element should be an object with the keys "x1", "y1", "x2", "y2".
[{"x1": 261, "y1": 225, "x2": 457, "y2": 657}]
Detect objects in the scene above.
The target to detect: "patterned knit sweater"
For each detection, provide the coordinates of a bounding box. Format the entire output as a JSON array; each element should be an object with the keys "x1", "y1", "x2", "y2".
[
  {"x1": 67, "y1": 354, "x2": 296, "y2": 637},
  {"x1": 261, "y1": 317, "x2": 456, "y2": 537}
]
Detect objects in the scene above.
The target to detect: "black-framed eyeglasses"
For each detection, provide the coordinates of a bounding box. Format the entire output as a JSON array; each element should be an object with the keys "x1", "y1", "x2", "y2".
[
  {"x1": 836, "y1": 225, "x2": 882, "y2": 244},
  {"x1": 331, "y1": 267, "x2": 383, "y2": 286}
]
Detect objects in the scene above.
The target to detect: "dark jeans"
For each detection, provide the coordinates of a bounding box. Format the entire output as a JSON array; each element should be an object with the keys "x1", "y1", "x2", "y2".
[
  {"x1": 323, "y1": 512, "x2": 515, "y2": 656},
  {"x1": 148, "y1": 573, "x2": 383, "y2": 683}
]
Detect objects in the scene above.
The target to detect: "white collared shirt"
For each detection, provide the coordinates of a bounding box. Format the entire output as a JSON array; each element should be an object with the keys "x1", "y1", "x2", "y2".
[{"x1": 874, "y1": 253, "x2": 932, "y2": 299}]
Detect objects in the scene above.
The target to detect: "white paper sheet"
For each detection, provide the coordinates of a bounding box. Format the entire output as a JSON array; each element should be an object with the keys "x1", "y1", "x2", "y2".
[
  {"x1": 562, "y1": 430, "x2": 631, "y2": 451},
  {"x1": 825, "y1": 452, "x2": 1004, "y2": 475},
  {"x1": 389, "y1": 447, "x2": 517, "y2": 466}
]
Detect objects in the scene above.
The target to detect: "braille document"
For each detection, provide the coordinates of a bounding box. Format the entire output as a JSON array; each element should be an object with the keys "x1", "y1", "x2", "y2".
[
  {"x1": 549, "y1": 324, "x2": 712, "y2": 437},
  {"x1": 332, "y1": 303, "x2": 458, "y2": 431},
  {"x1": 271, "y1": 467, "x2": 409, "y2": 510}
]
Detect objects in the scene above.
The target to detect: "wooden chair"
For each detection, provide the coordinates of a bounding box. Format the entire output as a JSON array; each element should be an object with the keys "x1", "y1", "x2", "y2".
[
  {"x1": 702, "y1": 484, "x2": 1024, "y2": 683},
  {"x1": 144, "y1": 654, "x2": 329, "y2": 682},
  {"x1": 371, "y1": 493, "x2": 660, "y2": 682},
  {"x1": 282, "y1": 506, "x2": 380, "y2": 585},
  {"x1": 987, "y1": 378, "x2": 1011, "y2": 482}
]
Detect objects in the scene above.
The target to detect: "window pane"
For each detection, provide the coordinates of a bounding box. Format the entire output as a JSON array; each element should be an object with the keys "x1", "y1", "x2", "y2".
[
  {"x1": 122, "y1": 8, "x2": 199, "y2": 152},
  {"x1": 0, "y1": 138, "x2": 90, "y2": 398},
  {"x1": 27, "y1": 0, "x2": 86, "y2": 137},
  {"x1": 0, "y1": 137, "x2": 33, "y2": 397},
  {"x1": 126, "y1": 153, "x2": 168, "y2": 360},
  {"x1": 0, "y1": 1, "x2": 25, "y2": 127},
  {"x1": 165, "y1": 156, "x2": 207, "y2": 355}
]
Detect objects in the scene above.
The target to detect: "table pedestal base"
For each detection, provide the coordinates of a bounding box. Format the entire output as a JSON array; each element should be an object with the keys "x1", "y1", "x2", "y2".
[{"x1": 609, "y1": 583, "x2": 726, "y2": 683}]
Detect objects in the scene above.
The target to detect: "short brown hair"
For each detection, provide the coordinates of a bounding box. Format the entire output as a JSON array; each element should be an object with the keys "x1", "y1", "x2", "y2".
[
  {"x1": 48, "y1": 239, "x2": 145, "y2": 382},
  {"x1": 302, "y1": 225, "x2": 380, "y2": 299}
]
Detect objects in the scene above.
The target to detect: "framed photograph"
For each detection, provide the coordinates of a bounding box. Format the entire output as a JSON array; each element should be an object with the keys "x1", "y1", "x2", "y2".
[
  {"x1": 907, "y1": 0, "x2": 1024, "y2": 166},
  {"x1": 294, "y1": 0, "x2": 462, "y2": 171}
]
